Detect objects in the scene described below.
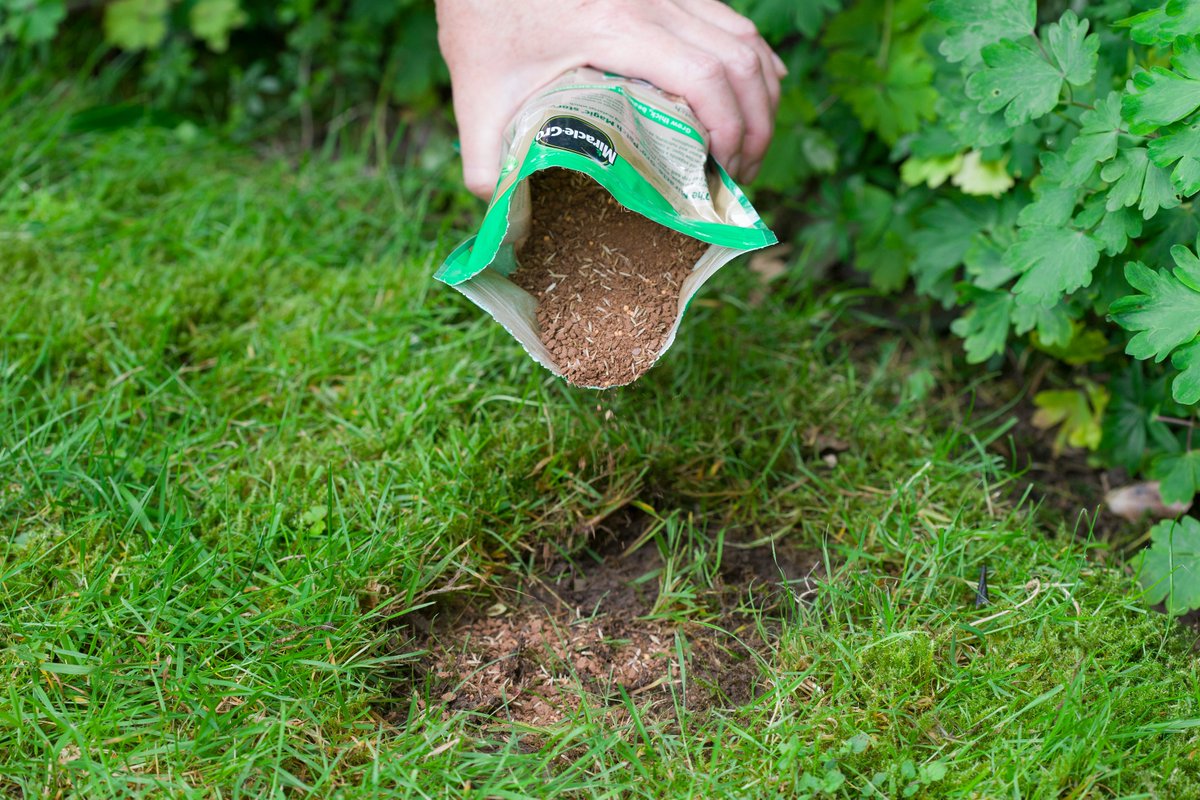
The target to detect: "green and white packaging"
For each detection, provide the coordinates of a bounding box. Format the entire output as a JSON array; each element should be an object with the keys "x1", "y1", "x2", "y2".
[{"x1": 436, "y1": 67, "x2": 777, "y2": 385}]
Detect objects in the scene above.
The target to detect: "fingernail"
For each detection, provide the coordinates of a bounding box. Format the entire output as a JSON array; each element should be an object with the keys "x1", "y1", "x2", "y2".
[
  {"x1": 771, "y1": 51, "x2": 788, "y2": 76},
  {"x1": 728, "y1": 155, "x2": 742, "y2": 177},
  {"x1": 744, "y1": 163, "x2": 760, "y2": 183}
]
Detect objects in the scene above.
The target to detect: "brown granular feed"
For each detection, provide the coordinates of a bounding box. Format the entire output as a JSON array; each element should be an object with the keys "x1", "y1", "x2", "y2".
[
  {"x1": 511, "y1": 168, "x2": 709, "y2": 388},
  {"x1": 405, "y1": 514, "x2": 822, "y2": 728}
]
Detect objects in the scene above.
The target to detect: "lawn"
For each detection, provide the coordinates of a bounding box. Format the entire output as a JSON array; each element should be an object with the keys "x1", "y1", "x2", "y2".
[{"x1": 3, "y1": 71, "x2": 1200, "y2": 799}]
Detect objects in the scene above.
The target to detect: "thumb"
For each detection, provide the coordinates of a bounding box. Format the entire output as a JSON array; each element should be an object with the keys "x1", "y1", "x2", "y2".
[{"x1": 452, "y1": 89, "x2": 507, "y2": 200}]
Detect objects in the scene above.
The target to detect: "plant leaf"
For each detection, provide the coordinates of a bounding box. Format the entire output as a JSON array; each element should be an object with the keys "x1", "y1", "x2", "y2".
[
  {"x1": 1123, "y1": 37, "x2": 1200, "y2": 135},
  {"x1": 1043, "y1": 10, "x2": 1100, "y2": 86},
  {"x1": 965, "y1": 229, "x2": 1020, "y2": 289},
  {"x1": 1031, "y1": 323, "x2": 1110, "y2": 365},
  {"x1": 1008, "y1": 228, "x2": 1101, "y2": 307},
  {"x1": 1016, "y1": 178, "x2": 1077, "y2": 228},
  {"x1": 0, "y1": 0, "x2": 66, "y2": 44},
  {"x1": 965, "y1": 11, "x2": 1097, "y2": 126},
  {"x1": 1032, "y1": 384, "x2": 1109, "y2": 454},
  {"x1": 909, "y1": 199, "x2": 984, "y2": 303},
  {"x1": 1153, "y1": 450, "x2": 1200, "y2": 505},
  {"x1": 1135, "y1": 516, "x2": 1200, "y2": 615},
  {"x1": 964, "y1": 11, "x2": 1099, "y2": 126},
  {"x1": 1102, "y1": 365, "x2": 1183, "y2": 471},
  {"x1": 900, "y1": 154, "x2": 963, "y2": 189},
  {"x1": 794, "y1": 0, "x2": 843, "y2": 38},
  {"x1": 103, "y1": 0, "x2": 168, "y2": 50},
  {"x1": 1110, "y1": 258, "x2": 1200, "y2": 363},
  {"x1": 930, "y1": 0, "x2": 1035, "y2": 64},
  {"x1": 1078, "y1": 201, "x2": 1144, "y2": 257},
  {"x1": 951, "y1": 151, "x2": 1014, "y2": 196},
  {"x1": 1012, "y1": 302, "x2": 1073, "y2": 347},
  {"x1": 1148, "y1": 117, "x2": 1200, "y2": 197},
  {"x1": 951, "y1": 290, "x2": 1013, "y2": 363},
  {"x1": 1064, "y1": 91, "x2": 1127, "y2": 187},
  {"x1": 189, "y1": 0, "x2": 247, "y2": 53},
  {"x1": 1171, "y1": 339, "x2": 1200, "y2": 405},
  {"x1": 1120, "y1": 0, "x2": 1200, "y2": 45},
  {"x1": 1100, "y1": 146, "x2": 1180, "y2": 220},
  {"x1": 966, "y1": 40, "x2": 1065, "y2": 126},
  {"x1": 829, "y1": 44, "x2": 938, "y2": 146}
]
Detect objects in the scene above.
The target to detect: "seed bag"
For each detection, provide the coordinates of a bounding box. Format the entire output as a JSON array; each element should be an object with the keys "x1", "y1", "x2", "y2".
[{"x1": 436, "y1": 67, "x2": 777, "y2": 389}]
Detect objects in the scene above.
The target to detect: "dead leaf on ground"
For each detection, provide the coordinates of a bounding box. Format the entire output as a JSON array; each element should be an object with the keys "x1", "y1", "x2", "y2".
[{"x1": 1105, "y1": 481, "x2": 1193, "y2": 522}]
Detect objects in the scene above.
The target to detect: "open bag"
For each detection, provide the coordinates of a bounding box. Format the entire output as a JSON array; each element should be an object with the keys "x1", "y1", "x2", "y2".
[{"x1": 436, "y1": 67, "x2": 777, "y2": 388}]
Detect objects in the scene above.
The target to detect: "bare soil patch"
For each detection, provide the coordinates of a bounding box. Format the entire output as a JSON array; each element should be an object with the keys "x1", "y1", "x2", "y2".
[
  {"x1": 409, "y1": 515, "x2": 818, "y2": 727},
  {"x1": 512, "y1": 168, "x2": 708, "y2": 388}
]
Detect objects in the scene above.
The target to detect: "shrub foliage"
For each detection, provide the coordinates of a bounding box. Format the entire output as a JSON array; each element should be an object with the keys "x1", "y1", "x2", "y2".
[{"x1": 738, "y1": 0, "x2": 1200, "y2": 494}]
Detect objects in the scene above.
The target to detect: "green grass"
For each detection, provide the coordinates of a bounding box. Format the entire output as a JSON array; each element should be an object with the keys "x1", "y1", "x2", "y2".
[{"x1": 3, "y1": 70, "x2": 1200, "y2": 799}]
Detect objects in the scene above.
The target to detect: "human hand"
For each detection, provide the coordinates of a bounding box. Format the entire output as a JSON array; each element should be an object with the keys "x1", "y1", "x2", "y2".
[{"x1": 435, "y1": 0, "x2": 786, "y2": 198}]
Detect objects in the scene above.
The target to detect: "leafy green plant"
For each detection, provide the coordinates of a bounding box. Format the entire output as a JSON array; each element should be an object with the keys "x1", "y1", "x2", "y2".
[
  {"x1": 734, "y1": 0, "x2": 1200, "y2": 610},
  {"x1": 0, "y1": 0, "x2": 64, "y2": 45},
  {"x1": 0, "y1": 0, "x2": 63, "y2": 44},
  {"x1": 9, "y1": 0, "x2": 446, "y2": 138},
  {"x1": 1032, "y1": 381, "x2": 1110, "y2": 454},
  {"x1": 1136, "y1": 515, "x2": 1200, "y2": 613},
  {"x1": 901, "y1": 0, "x2": 1200, "y2": 465}
]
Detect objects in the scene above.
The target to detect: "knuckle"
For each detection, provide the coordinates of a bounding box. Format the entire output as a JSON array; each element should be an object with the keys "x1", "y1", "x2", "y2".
[
  {"x1": 689, "y1": 52, "x2": 725, "y2": 82},
  {"x1": 746, "y1": 113, "x2": 773, "y2": 140},
  {"x1": 598, "y1": 0, "x2": 645, "y2": 23},
  {"x1": 743, "y1": 130, "x2": 771, "y2": 158},
  {"x1": 727, "y1": 45, "x2": 761, "y2": 79}
]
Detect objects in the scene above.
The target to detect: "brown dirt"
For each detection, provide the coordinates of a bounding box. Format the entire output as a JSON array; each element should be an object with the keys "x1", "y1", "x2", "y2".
[
  {"x1": 511, "y1": 168, "x2": 709, "y2": 388},
  {"x1": 409, "y1": 515, "x2": 818, "y2": 727},
  {"x1": 963, "y1": 370, "x2": 1138, "y2": 543}
]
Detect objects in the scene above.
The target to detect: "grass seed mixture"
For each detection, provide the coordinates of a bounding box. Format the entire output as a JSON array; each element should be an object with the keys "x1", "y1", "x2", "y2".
[
  {"x1": 511, "y1": 169, "x2": 709, "y2": 388},
  {"x1": 412, "y1": 518, "x2": 818, "y2": 727}
]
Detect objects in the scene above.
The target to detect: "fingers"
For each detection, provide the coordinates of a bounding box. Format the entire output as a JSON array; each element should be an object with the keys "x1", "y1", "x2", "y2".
[
  {"x1": 441, "y1": 0, "x2": 782, "y2": 194},
  {"x1": 588, "y1": 31, "x2": 749, "y2": 173},
  {"x1": 665, "y1": 11, "x2": 776, "y2": 180},
  {"x1": 671, "y1": 0, "x2": 782, "y2": 180},
  {"x1": 677, "y1": 0, "x2": 788, "y2": 79}
]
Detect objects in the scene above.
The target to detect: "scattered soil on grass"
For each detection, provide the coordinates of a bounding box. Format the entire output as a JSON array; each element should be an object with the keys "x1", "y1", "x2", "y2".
[
  {"x1": 408, "y1": 513, "x2": 818, "y2": 727},
  {"x1": 511, "y1": 168, "x2": 709, "y2": 389}
]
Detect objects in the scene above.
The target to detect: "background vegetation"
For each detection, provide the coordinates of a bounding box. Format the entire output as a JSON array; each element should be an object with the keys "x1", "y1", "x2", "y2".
[
  {"x1": 10, "y1": 0, "x2": 1200, "y2": 483},
  {"x1": 5, "y1": 0, "x2": 1200, "y2": 795},
  {"x1": 4, "y1": 76, "x2": 1200, "y2": 791}
]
